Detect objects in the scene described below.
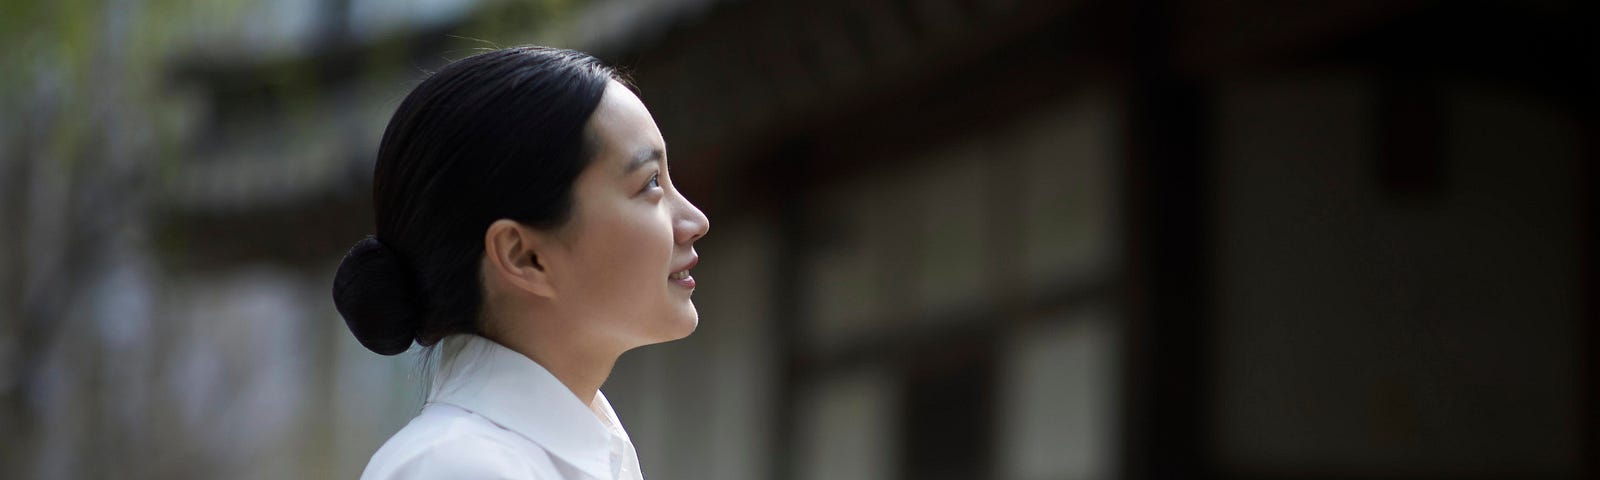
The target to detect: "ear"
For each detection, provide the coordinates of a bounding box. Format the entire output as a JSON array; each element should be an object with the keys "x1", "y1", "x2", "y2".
[{"x1": 483, "y1": 219, "x2": 558, "y2": 299}]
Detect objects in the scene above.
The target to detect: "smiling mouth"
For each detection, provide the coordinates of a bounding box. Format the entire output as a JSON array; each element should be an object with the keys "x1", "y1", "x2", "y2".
[{"x1": 669, "y1": 270, "x2": 696, "y2": 289}]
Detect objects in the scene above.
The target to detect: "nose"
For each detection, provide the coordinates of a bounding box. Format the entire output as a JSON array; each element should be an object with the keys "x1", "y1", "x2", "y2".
[{"x1": 674, "y1": 194, "x2": 709, "y2": 245}]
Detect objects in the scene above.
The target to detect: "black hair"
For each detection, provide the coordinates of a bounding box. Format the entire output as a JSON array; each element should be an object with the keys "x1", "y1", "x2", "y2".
[{"x1": 332, "y1": 46, "x2": 618, "y2": 355}]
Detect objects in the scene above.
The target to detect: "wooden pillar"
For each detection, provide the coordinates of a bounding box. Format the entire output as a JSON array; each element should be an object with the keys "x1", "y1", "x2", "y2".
[
  {"x1": 770, "y1": 137, "x2": 813, "y2": 480},
  {"x1": 1581, "y1": 0, "x2": 1600, "y2": 475},
  {"x1": 1118, "y1": 0, "x2": 1212, "y2": 478}
]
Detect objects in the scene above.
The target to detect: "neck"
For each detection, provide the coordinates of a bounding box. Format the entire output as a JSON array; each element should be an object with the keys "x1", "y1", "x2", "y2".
[
  {"x1": 488, "y1": 327, "x2": 623, "y2": 411},
  {"x1": 521, "y1": 342, "x2": 618, "y2": 407}
]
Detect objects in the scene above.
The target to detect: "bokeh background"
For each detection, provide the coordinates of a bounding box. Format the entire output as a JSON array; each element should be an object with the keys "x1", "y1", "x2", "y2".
[{"x1": 1, "y1": 0, "x2": 1595, "y2": 478}]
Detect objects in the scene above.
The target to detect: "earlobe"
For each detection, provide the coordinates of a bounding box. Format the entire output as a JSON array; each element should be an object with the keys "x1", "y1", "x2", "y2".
[{"x1": 484, "y1": 219, "x2": 558, "y2": 299}]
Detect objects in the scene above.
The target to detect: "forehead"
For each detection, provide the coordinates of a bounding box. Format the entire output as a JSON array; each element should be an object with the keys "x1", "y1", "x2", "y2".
[{"x1": 586, "y1": 80, "x2": 665, "y2": 168}]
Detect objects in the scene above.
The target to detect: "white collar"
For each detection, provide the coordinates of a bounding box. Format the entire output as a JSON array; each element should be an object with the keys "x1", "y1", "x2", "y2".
[{"x1": 427, "y1": 334, "x2": 625, "y2": 478}]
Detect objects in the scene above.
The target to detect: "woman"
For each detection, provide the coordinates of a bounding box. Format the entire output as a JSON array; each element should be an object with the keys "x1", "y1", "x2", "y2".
[{"x1": 332, "y1": 46, "x2": 709, "y2": 479}]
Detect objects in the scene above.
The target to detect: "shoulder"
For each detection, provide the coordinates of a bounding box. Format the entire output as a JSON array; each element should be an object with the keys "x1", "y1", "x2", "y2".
[{"x1": 361, "y1": 404, "x2": 559, "y2": 480}]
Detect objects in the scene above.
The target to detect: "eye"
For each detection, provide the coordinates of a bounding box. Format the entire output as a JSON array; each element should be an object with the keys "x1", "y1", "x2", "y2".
[{"x1": 643, "y1": 173, "x2": 661, "y2": 191}]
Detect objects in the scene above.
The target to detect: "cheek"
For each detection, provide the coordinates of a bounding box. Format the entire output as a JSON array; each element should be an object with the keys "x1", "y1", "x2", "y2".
[{"x1": 573, "y1": 205, "x2": 674, "y2": 296}]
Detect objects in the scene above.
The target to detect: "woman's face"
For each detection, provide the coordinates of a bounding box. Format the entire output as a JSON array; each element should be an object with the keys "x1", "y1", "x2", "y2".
[{"x1": 544, "y1": 80, "x2": 709, "y2": 351}]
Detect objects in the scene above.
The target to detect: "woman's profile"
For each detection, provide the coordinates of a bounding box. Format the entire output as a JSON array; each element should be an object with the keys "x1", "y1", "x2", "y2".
[{"x1": 332, "y1": 46, "x2": 709, "y2": 479}]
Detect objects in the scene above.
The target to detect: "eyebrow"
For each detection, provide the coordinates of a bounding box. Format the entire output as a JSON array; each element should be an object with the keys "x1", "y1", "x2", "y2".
[{"x1": 624, "y1": 147, "x2": 664, "y2": 175}]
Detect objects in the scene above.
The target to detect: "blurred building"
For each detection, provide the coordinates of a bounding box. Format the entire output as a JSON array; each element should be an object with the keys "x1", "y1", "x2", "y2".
[{"x1": 0, "y1": 0, "x2": 1594, "y2": 479}]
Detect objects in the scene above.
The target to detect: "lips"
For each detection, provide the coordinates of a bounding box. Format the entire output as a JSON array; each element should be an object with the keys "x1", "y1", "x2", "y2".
[{"x1": 669, "y1": 255, "x2": 698, "y2": 290}]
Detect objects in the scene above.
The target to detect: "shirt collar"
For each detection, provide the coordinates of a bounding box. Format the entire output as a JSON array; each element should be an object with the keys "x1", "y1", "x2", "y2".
[{"x1": 427, "y1": 334, "x2": 623, "y2": 478}]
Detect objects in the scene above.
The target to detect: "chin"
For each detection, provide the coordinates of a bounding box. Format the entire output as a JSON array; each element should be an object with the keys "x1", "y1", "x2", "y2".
[
  {"x1": 664, "y1": 309, "x2": 699, "y2": 341},
  {"x1": 633, "y1": 304, "x2": 699, "y2": 347}
]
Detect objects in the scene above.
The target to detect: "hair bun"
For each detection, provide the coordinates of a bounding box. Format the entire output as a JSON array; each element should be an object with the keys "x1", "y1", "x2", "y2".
[{"x1": 332, "y1": 236, "x2": 423, "y2": 355}]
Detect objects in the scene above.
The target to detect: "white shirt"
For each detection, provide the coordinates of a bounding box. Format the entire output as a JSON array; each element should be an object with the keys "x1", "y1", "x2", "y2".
[{"x1": 361, "y1": 334, "x2": 645, "y2": 480}]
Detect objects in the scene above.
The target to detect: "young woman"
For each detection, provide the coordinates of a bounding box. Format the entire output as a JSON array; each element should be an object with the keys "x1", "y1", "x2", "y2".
[{"x1": 332, "y1": 46, "x2": 709, "y2": 479}]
